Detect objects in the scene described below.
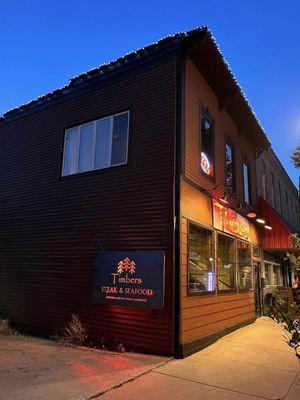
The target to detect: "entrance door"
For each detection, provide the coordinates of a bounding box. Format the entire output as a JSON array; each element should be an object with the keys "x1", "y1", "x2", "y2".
[{"x1": 254, "y1": 261, "x2": 262, "y2": 316}]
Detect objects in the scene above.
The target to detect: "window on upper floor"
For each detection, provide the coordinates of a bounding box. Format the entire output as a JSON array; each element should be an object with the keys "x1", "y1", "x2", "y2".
[
  {"x1": 62, "y1": 111, "x2": 130, "y2": 176},
  {"x1": 270, "y1": 172, "x2": 275, "y2": 207},
  {"x1": 277, "y1": 181, "x2": 282, "y2": 214},
  {"x1": 290, "y1": 197, "x2": 294, "y2": 225},
  {"x1": 285, "y1": 191, "x2": 289, "y2": 219},
  {"x1": 200, "y1": 113, "x2": 214, "y2": 178},
  {"x1": 225, "y1": 143, "x2": 235, "y2": 193},
  {"x1": 242, "y1": 162, "x2": 251, "y2": 205},
  {"x1": 261, "y1": 160, "x2": 266, "y2": 200}
]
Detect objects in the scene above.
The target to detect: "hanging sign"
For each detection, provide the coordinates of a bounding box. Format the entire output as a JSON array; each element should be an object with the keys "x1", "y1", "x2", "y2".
[
  {"x1": 93, "y1": 251, "x2": 165, "y2": 309},
  {"x1": 213, "y1": 199, "x2": 250, "y2": 241}
]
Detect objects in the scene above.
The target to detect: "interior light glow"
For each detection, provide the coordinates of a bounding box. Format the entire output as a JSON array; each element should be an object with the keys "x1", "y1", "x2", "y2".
[{"x1": 256, "y1": 217, "x2": 266, "y2": 224}]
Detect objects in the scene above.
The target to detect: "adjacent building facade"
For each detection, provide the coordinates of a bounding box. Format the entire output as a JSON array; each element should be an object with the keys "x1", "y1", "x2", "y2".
[
  {"x1": 255, "y1": 149, "x2": 299, "y2": 308},
  {"x1": 0, "y1": 26, "x2": 298, "y2": 357}
]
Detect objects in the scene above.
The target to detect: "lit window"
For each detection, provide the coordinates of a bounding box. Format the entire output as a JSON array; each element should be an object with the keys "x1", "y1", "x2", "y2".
[
  {"x1": 217, "y1": 234, "x2": 236, "y2": 291},
  {"x1": 188, "y1": 223, "x2": 215, "y2": 294},
  {"x1": 237, "y1": 240, "x2": 252, "y2": 289},
  {"x1": 225, "y1": 143, "x2": 235, "y2": 193},
  {"x1": 200, "y1": 114, "x2": 214, "y2": 177},
  {"x1": 62, "y1": 111, "x2": 129, "y2": 176},
  {"x1": 243, "y1": 163, "x2": 251, "y2": 205}
]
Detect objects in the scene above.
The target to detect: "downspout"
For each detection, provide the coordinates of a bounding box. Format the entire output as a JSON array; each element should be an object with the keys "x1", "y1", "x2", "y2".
[{"x1": 173, "y1": 41, "x2": 185, "y2": 358}]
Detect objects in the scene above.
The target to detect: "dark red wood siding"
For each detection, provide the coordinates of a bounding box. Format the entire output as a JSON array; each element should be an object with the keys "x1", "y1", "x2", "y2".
[{"x1": 0, "y1": 57, "x2": 176, "y2": 355}]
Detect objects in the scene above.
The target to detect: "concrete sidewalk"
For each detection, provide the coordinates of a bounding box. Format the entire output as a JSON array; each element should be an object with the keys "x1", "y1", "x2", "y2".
[
  {"x1": 102, "y1": 317, "x2": 300, "y2": 400},
  {"x1": 0, "y1": 334, "x2": 169, "y2": 400},
  {"x1": 0, "y1": 317, "x2": 299, "y2": 399}
]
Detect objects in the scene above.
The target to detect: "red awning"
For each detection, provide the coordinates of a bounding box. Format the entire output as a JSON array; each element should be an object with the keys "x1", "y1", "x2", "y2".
[{"x1": 258, "y1": 198, "x2": 294, "y2": 251}]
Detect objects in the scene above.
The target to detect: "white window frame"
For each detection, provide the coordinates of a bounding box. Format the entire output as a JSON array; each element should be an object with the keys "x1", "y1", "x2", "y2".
[
  {"x1": 264, "y1": 261, "x2": 282, "y2": 287},
  {"x1": 61, "y1": 111, "x2": 130, "y2": 176}
]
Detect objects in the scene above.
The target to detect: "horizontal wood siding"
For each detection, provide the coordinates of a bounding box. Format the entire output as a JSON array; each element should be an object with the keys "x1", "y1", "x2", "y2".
[
  {"x1": 184, "y1": 59, "x2": 258, "y2": 202},
  {"x1": 0, "y1": 58, "x2": 177, "y2": 355}
]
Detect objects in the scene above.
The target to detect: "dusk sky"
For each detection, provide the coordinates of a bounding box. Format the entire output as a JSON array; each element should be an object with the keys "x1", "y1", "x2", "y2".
[{"x1": 1, "y1": 0, "x2": 299, "y2": 186}]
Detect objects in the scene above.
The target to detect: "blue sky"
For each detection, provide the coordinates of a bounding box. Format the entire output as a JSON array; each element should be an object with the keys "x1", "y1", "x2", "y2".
[{"x1": 1, "y1": 0, "x2": 299, "y2": 186}]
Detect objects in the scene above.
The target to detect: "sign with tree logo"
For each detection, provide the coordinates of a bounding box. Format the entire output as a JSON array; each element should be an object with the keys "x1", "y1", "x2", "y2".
[{"x1": 93, "y1": 251, "x2": 165, "y2": 309}]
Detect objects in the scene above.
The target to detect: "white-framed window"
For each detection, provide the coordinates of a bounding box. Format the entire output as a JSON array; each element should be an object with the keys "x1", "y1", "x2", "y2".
[{"x1": 62, "y1": 111, "x2": 130, "y2": 176}]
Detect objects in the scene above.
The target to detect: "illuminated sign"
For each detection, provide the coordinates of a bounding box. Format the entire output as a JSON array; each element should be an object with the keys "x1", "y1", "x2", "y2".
[
  {"x1": 201, "y1": 152, "x2": 213, "y2": 176},
  {"x1": 93, "y1": 251, "x2": 165, "y2": 309},
  {"x1": 213, "y1": 199, "x2": 250, "y2": 241}
]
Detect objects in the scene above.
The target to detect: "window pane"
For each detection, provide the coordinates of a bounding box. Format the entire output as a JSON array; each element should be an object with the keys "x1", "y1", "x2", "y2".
[
  {"x1": 264, "y1": 264, "x2": 270, "y2": 285},
  {"x1": 238, "y1": 240, "x2": 252, "y2": 289},
  {"x1": 273, "y1": 266, "x2": 281, "y2": 285},
  {"x1": 188, "y1": 224, "x2": 215, "y2": 293},
  {"x1": 218, "y1": 234, "x2": 236, "y2": 291},
  {"x1": 95, "y1": 117, "x2": 111, "y2": 169},
  {"x1": 79, "y1": 123, "x2": 94, "y2": 172},
  {"x1": 111, "y1": 113, "x2": 129, "y2": 166},
  {"x1": 201, "y1": 115, "x2": 214, "y2": 177},
  {"x1": 225, "y1": 144, "x2": 234, "y2": 192},
  {"x1": 63, "y1": 127, "x2": 80, "y2": 176},
  {"x1": 243, "y1": 163, "x2": 250, "y2": 204}
]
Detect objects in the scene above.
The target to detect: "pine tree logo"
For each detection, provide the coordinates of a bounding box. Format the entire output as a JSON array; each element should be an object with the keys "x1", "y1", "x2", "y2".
[
  {"x1": 116, "y1": 257, "x2": 136, "y2": 274},
  {"x1": 117, "y1": 260, "x2": 124, "y2": 274}
]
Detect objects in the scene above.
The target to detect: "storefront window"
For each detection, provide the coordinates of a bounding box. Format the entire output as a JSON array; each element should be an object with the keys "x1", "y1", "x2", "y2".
[
  {"x1": 252, "y1": 245, "x2": 261, "y2": 259},
  {"x1": 264, "y1": 263, "x2": 270, "y2": 285},
  {"x1": 217, "y1": 234, "x2": 236, "y2": 291},
  {"x1": 273, "y1": 265, "x2": 281, "y2": 285},
  {"x1": 237, "y1": 240, "x2": 252, "y2": 289},
  {"x1": 188, "y1": 223, "x2": 215, "y2": 294}
]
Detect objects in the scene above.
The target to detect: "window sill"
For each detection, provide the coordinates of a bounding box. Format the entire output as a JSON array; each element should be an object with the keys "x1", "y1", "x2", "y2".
[
  {"x1": 59, "y1": 162, "x2": 129, "y2": 180},
  {"x1": 217, "y1": 289, "x2": 238, "y2": 294},
  {"x1": 187, "y1": 290, "x2": 216, "y2": 297}
]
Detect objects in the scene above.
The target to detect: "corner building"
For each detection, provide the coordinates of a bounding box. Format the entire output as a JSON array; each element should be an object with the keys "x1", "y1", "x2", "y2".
[{"x1": 0, "y1": 27, "x2": 297, "y2": 357}]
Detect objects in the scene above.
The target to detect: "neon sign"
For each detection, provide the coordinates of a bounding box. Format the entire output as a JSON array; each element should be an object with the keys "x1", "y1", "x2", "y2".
[
  {"x1": 213, "y1": 199, "x2": 250, "y2": 241},
  {"x1": 201, "y1": 152, "x2": 213, "y2": 176}
]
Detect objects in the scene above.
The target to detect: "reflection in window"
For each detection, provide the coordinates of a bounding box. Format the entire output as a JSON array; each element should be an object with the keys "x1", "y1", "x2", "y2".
[
  {"x1": 188, "y1": 224, "x2": 215, "y2": 294},
  {"x1": 238, "y1": 241, "x2": 252, "y2": 289},
  {"x1": 217, "y1": 234, "x2": 236, "y2": 291},
  {"x1": 243, "y1": 163, "x2": 251, "y2": 205},
  {"x1": 200, "y1": 115, "x2": 214, "y2": 177},
  {"x1": 62, "y1": 111, "x2": 129, "y2": 176},
  {"x1": 225, "y1": 143, "x2": 235, "y2": 193}
]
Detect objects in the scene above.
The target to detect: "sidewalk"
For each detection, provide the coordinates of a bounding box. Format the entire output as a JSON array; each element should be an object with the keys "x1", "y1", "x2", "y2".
[
  {"x1": 0, "y1": 317, "x2": 299, "y2": 400},
  {"x1": 102, "y1": 317, "x2": 300, "y2": 400},
  {"x1": 0, "y1": 334, "x2": 169, "y2": 400}
]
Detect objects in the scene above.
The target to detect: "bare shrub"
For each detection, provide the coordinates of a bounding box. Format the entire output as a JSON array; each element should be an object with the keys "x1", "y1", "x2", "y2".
[{"x1": 53, "y1": 314, "x2": 88, "y2": 346}]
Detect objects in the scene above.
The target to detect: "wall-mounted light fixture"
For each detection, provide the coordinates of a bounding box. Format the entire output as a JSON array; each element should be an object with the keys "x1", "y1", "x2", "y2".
[
  {"x1": 264, "y1": 221, "x2": 272, "y2": 230},
  {"x1": 246, "y1": 210, "x2": 257, "y2": 218},
  {"x1": 256, "y1": 217, "x2": 266, "y2": 224},
  {"x1": 219, "y1": 190, "x2": 229, "y2": 205}
]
